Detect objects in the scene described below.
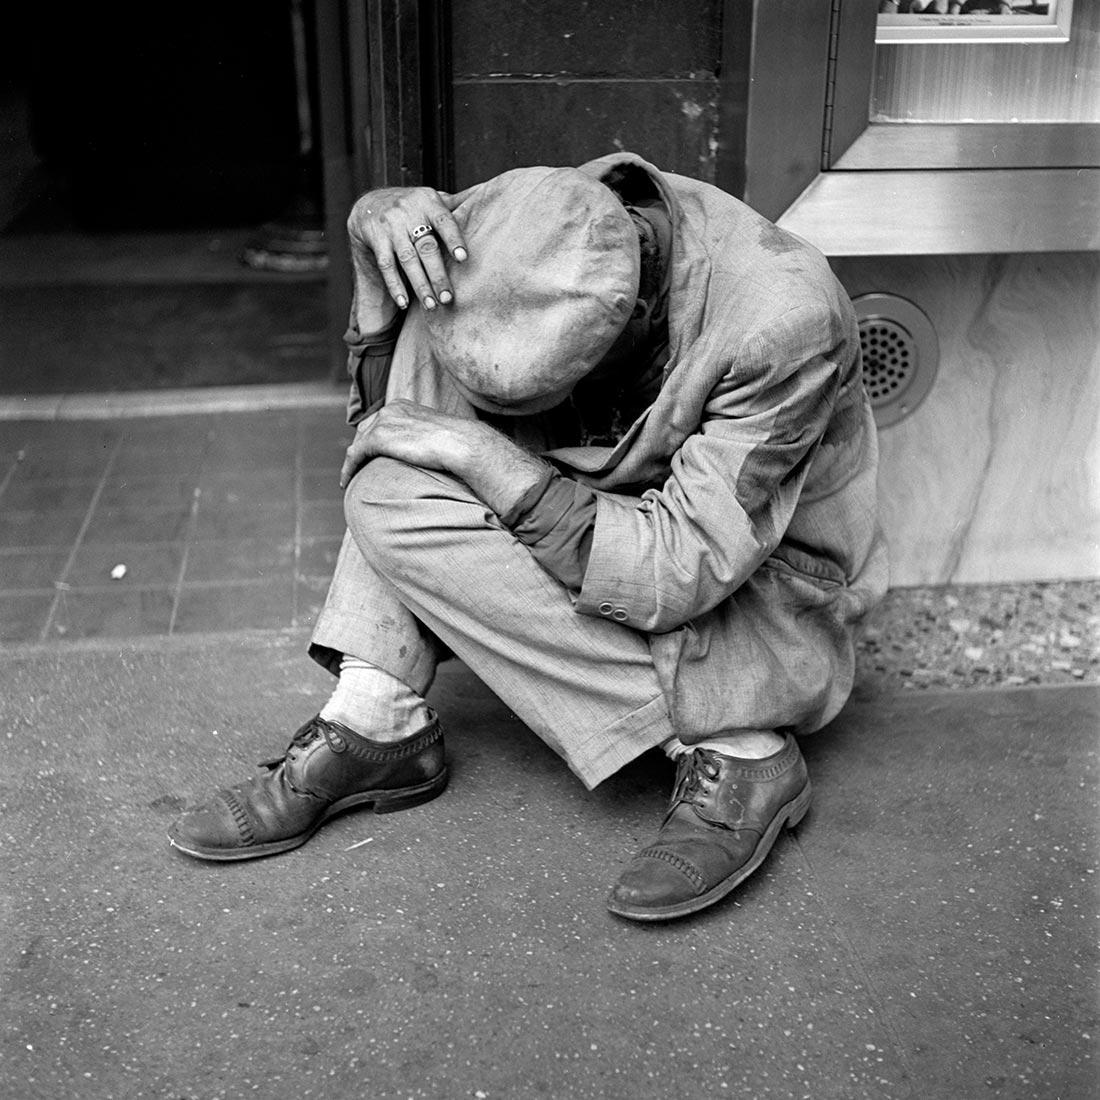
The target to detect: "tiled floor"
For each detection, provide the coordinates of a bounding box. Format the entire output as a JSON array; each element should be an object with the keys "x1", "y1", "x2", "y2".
[
  {"x1": 0, "y1": 408, "x2": 352, "y2": 643},
  {"x1": 5, "y1": 407, "x2": 1098, "y2": 695}
]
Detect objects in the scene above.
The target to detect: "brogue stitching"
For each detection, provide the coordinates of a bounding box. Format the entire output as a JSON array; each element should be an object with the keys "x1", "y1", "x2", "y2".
[
  {"x1": 340, "y1": 721, "x2": 443, "y2": 764},
  {"x1": 219, "y1": 790, "x2": 255, "y2": 846},
  {"x1": 638, "y1": 846, "x2": 707, "y2": 893},
  {"x1": 710, "y1": 743, "x2": 799, "y2": 782}
]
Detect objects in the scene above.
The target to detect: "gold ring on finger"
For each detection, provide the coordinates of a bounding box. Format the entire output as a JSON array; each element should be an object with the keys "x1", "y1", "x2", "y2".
[{"x1": 410, "y1": 224, "x2": 434, "y2": 242}]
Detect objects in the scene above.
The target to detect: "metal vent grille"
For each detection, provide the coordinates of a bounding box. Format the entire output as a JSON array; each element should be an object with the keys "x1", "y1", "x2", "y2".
[{"x1": 853, "y1": 293, "x2": 939, "y2": 428}]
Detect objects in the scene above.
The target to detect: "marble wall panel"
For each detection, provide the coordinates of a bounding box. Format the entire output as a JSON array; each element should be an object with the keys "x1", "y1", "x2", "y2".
[{"x1": 833, "y1": 253, "x2": 1100, "y2": 586}]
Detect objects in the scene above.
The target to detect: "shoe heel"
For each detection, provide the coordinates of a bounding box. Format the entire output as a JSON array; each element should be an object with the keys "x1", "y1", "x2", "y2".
[
  {"x1": 784, "y1": 782, "x2": 812, "y2": 830},
  {"x1": 372, "y1": 768, "x2": 449, "y2": 815}
]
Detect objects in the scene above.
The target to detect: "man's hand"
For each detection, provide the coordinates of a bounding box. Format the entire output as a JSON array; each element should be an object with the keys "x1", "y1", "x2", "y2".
[
  {"x1": 347, "y1": 186, "x2": 471, "y2": 312},
  {"x1": 340, "y1": 400, "x2": 550, "y2": 518}
]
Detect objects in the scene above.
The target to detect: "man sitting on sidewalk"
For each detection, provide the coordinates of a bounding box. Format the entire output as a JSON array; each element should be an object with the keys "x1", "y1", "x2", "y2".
[{"x1": 169, "y1": 152, "x2": 887, "y2": 922}]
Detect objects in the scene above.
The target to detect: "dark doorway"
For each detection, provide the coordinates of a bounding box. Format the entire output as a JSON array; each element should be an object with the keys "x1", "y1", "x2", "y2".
[{"x1": 0, "y1": 3, "x2": 330, "y2": 394}]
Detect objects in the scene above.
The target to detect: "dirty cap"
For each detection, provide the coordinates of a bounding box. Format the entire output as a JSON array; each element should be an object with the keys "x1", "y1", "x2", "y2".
[{"x1": 424, "y1": 166, "x2": 640, "y2": 413}]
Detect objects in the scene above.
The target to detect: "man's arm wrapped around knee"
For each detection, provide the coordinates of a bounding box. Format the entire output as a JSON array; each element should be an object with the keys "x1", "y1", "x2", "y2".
[{"x1": 573, "y1": 303, "x2": 856, "y2": 634}]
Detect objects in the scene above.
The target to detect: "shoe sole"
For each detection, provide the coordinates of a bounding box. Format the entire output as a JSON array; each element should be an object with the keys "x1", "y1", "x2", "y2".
[
  {"x1": 605, "y1": 780, "x2": 812, "y2": 922},
  {"x1": 166, "y1": 766, "x2": 449, "y2": 862}
]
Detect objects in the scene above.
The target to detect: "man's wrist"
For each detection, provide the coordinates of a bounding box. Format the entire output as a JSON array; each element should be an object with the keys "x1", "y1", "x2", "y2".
[{"x1": 456, "y1": 423, "x2": 552, "y2": 518}]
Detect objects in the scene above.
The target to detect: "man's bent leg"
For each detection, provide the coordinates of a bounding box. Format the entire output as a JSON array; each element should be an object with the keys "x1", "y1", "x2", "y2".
[
  {"x1": 345, "y1": 457, "x2": 810, "y2": 924},
  {"x1": 309, "y1": 530, "x2": 440, "y2": 698},
  {"x1": 344, "y1": 457, "x2": 674, "y2": 790},
  {"x1": 168, "y1": 531, "x2": 449, "y2": 862}
]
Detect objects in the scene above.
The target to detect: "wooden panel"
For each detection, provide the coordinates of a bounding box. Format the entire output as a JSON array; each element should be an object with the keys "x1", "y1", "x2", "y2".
[
  {"x1": 832, "y1": 253, "x2": 1100, "y2": 586},
  {"x1": 778, "y1": 168, "x2": 1100, "y2": 254}
]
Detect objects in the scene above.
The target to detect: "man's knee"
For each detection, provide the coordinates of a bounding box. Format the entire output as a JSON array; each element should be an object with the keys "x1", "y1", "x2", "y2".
[{"x1": 343, "y1": 457, "x2": 466, "y2": 562}]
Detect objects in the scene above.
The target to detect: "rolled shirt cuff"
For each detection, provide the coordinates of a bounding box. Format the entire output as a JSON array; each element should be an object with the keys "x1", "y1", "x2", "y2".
[{"x1": 501, "y1": 471, "x2": 597, "y2": 593}]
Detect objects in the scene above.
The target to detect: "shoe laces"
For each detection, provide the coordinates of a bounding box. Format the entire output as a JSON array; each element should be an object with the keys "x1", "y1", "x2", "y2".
[
  {"x1": 259, "y1": 716, "x2": 342, "y2": 770},
  {"x1": 668, "y1": 749, "x2": 721, "y2": 814}
]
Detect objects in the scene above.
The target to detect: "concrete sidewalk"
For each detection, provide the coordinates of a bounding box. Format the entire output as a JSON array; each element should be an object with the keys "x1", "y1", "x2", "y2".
[{"x1": 2, "y1": 631, "x2": 1097, "y2": 1099}]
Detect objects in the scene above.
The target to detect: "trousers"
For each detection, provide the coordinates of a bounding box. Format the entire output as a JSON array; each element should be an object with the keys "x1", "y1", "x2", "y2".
[{"x1": 309, "y1": 351, "x2": 674, "y2": 790}]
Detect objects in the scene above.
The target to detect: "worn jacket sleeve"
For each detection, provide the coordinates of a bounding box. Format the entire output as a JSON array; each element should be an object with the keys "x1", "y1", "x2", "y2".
[
  {"x1": 575, "y1": 302, "x2": 847, "y2": 633},
  {"x1": 345, "y1": 309, "x2": 403, "y2": 424}
]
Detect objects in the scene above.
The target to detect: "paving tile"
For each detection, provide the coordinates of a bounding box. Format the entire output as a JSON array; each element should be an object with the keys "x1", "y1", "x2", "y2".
[
  {"x1": 301, "y1": 432, "x2": 354, "y2": 473},
  {"x1": 98, "y1": 476, "x2": 199, "y2": 511},
  {"x1": 172, "y1": 579, "x2": 295, "y2": 633},
  {"x1": 191, "y1": 502, "x2": 295, "y2": 542},
  {"x1": 299, "y1": 499, "x2": 346, "y2": 539},
  {"x1": 111, "y1": 445, "x2": 205, "y2": 479},
  {"x1": 47, "y1": 586, "x2": 175, "y2": 640},
  {"x1": 0, "y1": 592, "x2": 53, "y2": 641},
  {"x1": 2, "y1": 421, "x2": 119, "y2": 455},
  {"x1": 297, "y1": 536, "x2": 342, "y2": 579},
  {"x1": 0, "y1": 477, "x2": 100, "y2": 512},
  {"x1": 299, "y1": 406, "x2": 345, "y2": 433},
  {"x1": 9, "y1": 444, "x2": 117, "y2": 481},
  {"x1": 294, "y1": 573, "x2": 330, "y2": 628},
  {"x1": 0, "y1": 549, "x2": 72, "y2": 590},
  {"x1": 66, "y1": 542, "x2": 184, "y2": 588},
  {"x1": 115, "y1": 415, "x2": 213, "y2": 450},
  {"x1": 183, "y1": 538, "x2": 295, "y2": 583},
  {"x1": 203, "y1": 409, "x2": 302, "y2": 438},
  {"x1": 299, "y1": 469, "x2": 343, "y2": 502},
  {"x1": 0, "y1": 508, "x2": 86, "y2": 549},
  {"x1": 197, "y1": 470, "x2": 294, "y2": 509},
  {"x1": 202, "y1": 427, "x2": 300, "y2": 470},
  {"x1": 82, "y1": 504, "x2": 193, "y2": 545}
]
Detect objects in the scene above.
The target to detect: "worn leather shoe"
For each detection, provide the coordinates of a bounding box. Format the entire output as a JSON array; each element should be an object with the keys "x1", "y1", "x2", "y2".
[
  {"x1": 168, "y1": 714, "x2": 447, "y2": 861},
  {"x1": 607, "y1": 735, "x2": 810, "y2": 921}
]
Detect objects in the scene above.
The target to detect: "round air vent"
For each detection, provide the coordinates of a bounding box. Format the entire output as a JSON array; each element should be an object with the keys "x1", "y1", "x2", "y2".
[{"x1": 853, "y1": 293, "x2": 939, "y2": 428}]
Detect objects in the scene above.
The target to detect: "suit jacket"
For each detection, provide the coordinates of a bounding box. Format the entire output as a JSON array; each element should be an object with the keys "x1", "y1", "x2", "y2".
[
  {"x1": 345, "y1": 152, "x2": 889, "y2": 740},
  {"x1": 549, "y1": 153, "x2": 889, "y2": 739}
]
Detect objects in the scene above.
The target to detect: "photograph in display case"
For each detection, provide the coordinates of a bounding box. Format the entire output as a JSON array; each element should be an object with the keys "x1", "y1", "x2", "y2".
[{"x1": 876, "y1": 1, "x2": 1073, "y2": 44}]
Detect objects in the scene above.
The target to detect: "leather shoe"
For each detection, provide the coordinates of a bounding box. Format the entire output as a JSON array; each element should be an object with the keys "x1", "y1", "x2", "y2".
[
  {"x1": 607, "y1": 735, "x2": 810, "y2": 921},
  {"x1": 168, "y1": 714, "x2": 447, "y2": 861}
]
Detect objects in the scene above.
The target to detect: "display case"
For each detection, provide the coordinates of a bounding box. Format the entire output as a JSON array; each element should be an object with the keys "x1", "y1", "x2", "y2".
[{"x1": 738, "y1": 0, "x2": 1100, "y2": 254}]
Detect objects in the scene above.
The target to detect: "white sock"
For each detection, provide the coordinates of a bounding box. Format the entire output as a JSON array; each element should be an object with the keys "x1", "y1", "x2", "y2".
[
  {"x1": 662, "y1": 731, "x2": 786, "y2": 761},
  {"x1": 319, "y1": 655, "x2": 432, "y2": 743}
]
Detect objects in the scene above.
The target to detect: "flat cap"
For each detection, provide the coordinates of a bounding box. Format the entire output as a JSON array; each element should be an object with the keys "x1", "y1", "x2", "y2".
[{"x1": 424, "y1": 166, "x2": 640, "y2": 411}]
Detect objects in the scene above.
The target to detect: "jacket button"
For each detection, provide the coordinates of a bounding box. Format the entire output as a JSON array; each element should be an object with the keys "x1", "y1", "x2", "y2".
[
  {"x1": 612, "y1": 608, "x2": 628, "y2": 621},
  {"x1": 598, "y1": 602, "x2": 614, "y2": 615}
]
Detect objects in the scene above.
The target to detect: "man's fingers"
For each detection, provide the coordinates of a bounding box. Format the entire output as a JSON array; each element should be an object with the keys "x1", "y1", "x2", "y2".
[
  {"x1": 394, "y1": 240, "x2": 439, "y2": 310},
  {"x1": 372, "y1": 242, "x2": 410, "y2": 310},
  {"x1": 339, "y1": 417, "x2": 378, "y2": 488},
  {"x1": 340, "y1": 442, "x2": 371, "y2": 489},
  {"x1": 429, "y1": 203, "x2": 468, "y2": 264},
  {"x1": 413, "y1": 232, "x2": 454, "y2": 303},
  {"x1": 339, "y1": 436, "x2": 366, "y2": 488}
]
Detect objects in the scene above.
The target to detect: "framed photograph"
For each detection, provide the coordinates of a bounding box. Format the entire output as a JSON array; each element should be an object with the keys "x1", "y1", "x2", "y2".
[{"x1": 876, "y1": 1, "x2": 1074, "y2": 44}]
